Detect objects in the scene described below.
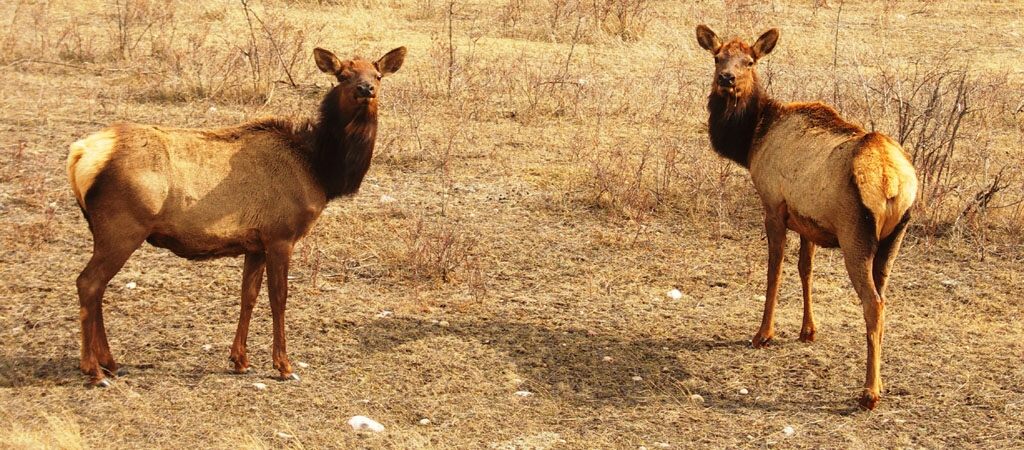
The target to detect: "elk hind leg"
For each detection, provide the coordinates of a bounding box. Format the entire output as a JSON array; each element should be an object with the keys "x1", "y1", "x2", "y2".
[
  {"x1": 77, "y1": 225, "x2": 147, "y2": 386},
  {"x1": 840, "y1": 229, "x2": 884, "y2": 410},
  {"x1": 230, "y1": 252, "x2": 266, "y2": 374},
  {"x1": 873, "y1": 213, "x2": 910, "y2": 296}
]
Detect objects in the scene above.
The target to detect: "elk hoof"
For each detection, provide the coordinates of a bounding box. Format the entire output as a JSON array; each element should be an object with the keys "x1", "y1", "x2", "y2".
[
  {"x1": 859, "y1": 391, "x2": 880, "y2": 410},
  {"x1": 87, "y1": 378, "x2": 112, "y2": 388},
  {"x1": 799, "y1": 329, "x2": 816, "y2": 342},
  {"x1": 751, "y1": 335, "x2": 772, "y2": 348},
  {"x1": 283, "y1": 373, "x2": 300, "y2": 381}
]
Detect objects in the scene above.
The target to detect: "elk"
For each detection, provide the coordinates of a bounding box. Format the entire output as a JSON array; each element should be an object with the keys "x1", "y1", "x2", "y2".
[
  {"x1": 695, "y1": 25, "x2": 918, "y2": 409},
  {"x1": 66, "y1": 46, "x2": 406, "y2": 387}
]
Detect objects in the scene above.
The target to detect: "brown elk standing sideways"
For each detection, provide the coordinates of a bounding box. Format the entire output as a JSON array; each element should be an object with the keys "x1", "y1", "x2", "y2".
[
  {"x1": 67, "y1": 46, "x2": 406, "y2": 387},
  {"x1": 695, "y1": 25, "x2": 918, "y2": 409}
]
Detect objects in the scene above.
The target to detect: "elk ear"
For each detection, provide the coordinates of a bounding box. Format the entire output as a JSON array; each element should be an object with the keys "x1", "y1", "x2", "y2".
[
  {"x1": 375, "y1": 47, "x2": 407, "y2": 77},
  {"x1": 696, "y1": 24, "x2": 722, "y2": 53},
  {"x1": 752, "y1": 29, "x2": 779, "y2": 59},
  {"x1": 313, "y1": 48, "x2": 343, "y2": 75}
]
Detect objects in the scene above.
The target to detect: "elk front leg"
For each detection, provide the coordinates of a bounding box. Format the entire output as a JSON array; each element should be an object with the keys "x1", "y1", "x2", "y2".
[
  {"x1": 798, "y1": 236, "x2": 817, "y2": 342},
  {"x1": 230, "y1": 252, "x2": 266, "y2": 374},
  {"x1": 266, "y1": 243, "x2": 297, "y2": 381},
  {"x1": 754, "y1": 211, "x2": 788, "y2": 348}
]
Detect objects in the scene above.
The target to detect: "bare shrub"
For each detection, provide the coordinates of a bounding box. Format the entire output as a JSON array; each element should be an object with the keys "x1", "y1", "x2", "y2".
[
  {"x1": 2, "y1": 0, "x2": 62, "y2": 62},
  {"x1": 496, "y1": 0, "x2": 652, "y2": 42},
  {"x1": 389, "y1": 214, "x2": 478, "y2": 283},
  {"x1": 238, "y1": 0, "x2": 315, "y2": 102},
  {"x1": 593, "y1": 0, "x2": 652, "y2": 42},
  {"x1": 119, "y1": 1, "x2": 317, "y2": 105},
  {"x1": 55, "y1": 18, "x2": 99, "y2": 63},
  {"x1": 109, "y1": 0, "x2": 172, "y2": 61}
]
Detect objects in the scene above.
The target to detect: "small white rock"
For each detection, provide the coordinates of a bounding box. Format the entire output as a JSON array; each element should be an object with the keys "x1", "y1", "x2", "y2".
[
  {"x1": 376, "y1": 311, "x2": 392, "y2": 318},
  {"x1": 690, "y1": 394, "x2": 705, "y2": 403},
  {"x1": 631, "y1": 376, "x2": 643, "y2": 381},
  {"x1": 201, "y1": 344, "x2": 213, "y2": 351},
  {"x1": 739, "y1": 388, "x2": 749, "y2": 395},
  {"x1": 348, "y1": 416, "x2": 385, "y2": 432},
  {"x1": 277, "y1": 432, "x2": 294, "y2": 439},
  {"x1": 514, "y1": 390, "x2": 534, "y2": 397},
  {"x1": 125, "y1": 282, "x2": 137, "y2": 289},
  {"x1": 782, "y1": 426, "x2": 795, "y2": 436},
  {"x1": 656, "y1": 443, "x2": 670, "y2": 449},
  {"x1": 380, "y1": 194, "x2": 397, "y2": 203},
  {"x1": 253, "y1": 383, "x2": 267, "y2": 390},
  {"x1": 667, "y1": 289, "x2": 683, "y2": 299},
  {"x1": 602, "y1": 356, "x2": 614, "y2": 363},
  {"x1": 419, "y1": 418, "x2": 431, "y2": 426},
  {"x1": 437, "y1": 320, "x2": 450, "y2": 327},
  {"x1": 296, "y1": 361, "x2": 309, "y2": 369}
]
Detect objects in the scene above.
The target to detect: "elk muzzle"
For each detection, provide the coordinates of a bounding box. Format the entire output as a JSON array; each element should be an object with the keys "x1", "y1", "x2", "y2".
[
  {"x1": 717, "y1": 72, "x2": 736, "y2": 88},
  {"x1": 356, "y1": 83, "x2": 376, "y2": 99}
]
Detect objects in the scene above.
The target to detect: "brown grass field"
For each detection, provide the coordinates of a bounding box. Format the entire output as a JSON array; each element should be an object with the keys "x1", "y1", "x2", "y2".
[{"x1": 1, "y1": 0, "x2": 1023, "y2": 448}]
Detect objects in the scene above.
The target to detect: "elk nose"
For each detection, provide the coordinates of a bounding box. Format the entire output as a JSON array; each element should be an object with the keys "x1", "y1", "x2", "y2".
[
  {"x1": 356, "y1": 83, "x2": 375, "y2": 98},
  {"x1": 717, "y1": 72, "x2": 735, "y2": 87}
]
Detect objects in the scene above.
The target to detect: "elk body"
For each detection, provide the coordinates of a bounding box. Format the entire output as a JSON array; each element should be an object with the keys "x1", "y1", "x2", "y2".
[
  {"x1": 67, "y1": 46, "x2": 406, "y2": 387},
  {"x1": 695, "y1": 25, "x2": 918, "y2": 409}
]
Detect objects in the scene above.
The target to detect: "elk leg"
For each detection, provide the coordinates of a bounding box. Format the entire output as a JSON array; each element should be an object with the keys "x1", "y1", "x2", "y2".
[
  {"x1": 797, "y1": 236, "x2": 817, "y2": 342},
  {"x1": 76, "y1": 226, "x2": 146, "y2": 386},
  {"x1": 230, "y1": 252, "x2": 266, "y2": 374},
  {"x1": 266, "y1": 243, "x2": 297, "y2": 381},
  {"x1": 840, "y1": 230, "x2": 883, "y2": 410},
  {"x1": 860, "y1": 288, "x2": 884, "y2": 410},
  {"x1": 873, "y1": 215, "x2": 910, "y2": 297},
  {"x1": 753, "y1": 211, "x2": 788, "y2": 348}
]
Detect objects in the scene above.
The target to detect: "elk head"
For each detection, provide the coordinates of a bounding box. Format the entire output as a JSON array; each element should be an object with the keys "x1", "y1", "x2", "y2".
[
  {"x1": 696, "y1": 25, "x2": 778, "y2": 100},
  {"x1": 314, "y1": 47, "x2": 406, "y2": 108}
]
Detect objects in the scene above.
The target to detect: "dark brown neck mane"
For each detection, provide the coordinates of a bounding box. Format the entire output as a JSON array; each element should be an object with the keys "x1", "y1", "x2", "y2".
[
  {"x1": 706, "y1": 79, "x2": 778, "y2": 169},
  {"x1": 312, "y1": 86, "x2": 378, "y2": 201}
]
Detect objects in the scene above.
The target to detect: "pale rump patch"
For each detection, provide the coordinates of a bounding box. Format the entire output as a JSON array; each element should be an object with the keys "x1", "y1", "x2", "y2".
[
  {"x1": 67, "y1": 128, "x2": 117, "y2": 210},
  {"x1": 852, "y1": 135, "x2": 918, "y2": 239}
]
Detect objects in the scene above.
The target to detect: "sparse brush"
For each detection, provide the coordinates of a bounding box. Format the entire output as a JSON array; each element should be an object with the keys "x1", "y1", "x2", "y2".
[
  {"x1": 389, "y1": 214, "x2": 478, "y2": 283},
  {"x1": 496, "y1": 0, "x2": 652, "y2": 42}
]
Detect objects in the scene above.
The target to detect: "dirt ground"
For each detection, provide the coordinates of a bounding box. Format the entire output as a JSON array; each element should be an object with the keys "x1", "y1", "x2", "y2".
[{"x1": 1, "y1": 0, "x2": 1023, "y2": 448}]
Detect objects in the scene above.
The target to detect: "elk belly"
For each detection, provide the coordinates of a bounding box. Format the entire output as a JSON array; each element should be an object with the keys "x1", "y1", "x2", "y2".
[
  {"x1": 786, "y1": 210, "x2": 839, "y2": 247},
  {"x1": 146, "y1": 228, "x2": 265, "y2": 260}
]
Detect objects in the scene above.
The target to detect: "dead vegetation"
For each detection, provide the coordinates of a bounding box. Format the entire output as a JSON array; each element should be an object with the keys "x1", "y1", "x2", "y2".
[{"x1": 1, "y1": 0, "x2": 1023, "y2": 448}]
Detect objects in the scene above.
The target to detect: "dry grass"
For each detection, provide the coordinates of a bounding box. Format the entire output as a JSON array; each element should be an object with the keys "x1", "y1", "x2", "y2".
[{"x1": 1, "y1": 0, "x2": 1023, "y2": 448}]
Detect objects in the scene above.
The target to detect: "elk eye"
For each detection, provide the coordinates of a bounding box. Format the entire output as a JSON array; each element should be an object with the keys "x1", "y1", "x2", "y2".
[
  {"x1": 714, "y1": 56, "x2": 721, "y2": 64},
  {"x1": 376, "y1": 74, "x2": 382, "y2": 81},
  {"x1": 747, "y1": 60, "x2": 754, "y2": 67}
]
